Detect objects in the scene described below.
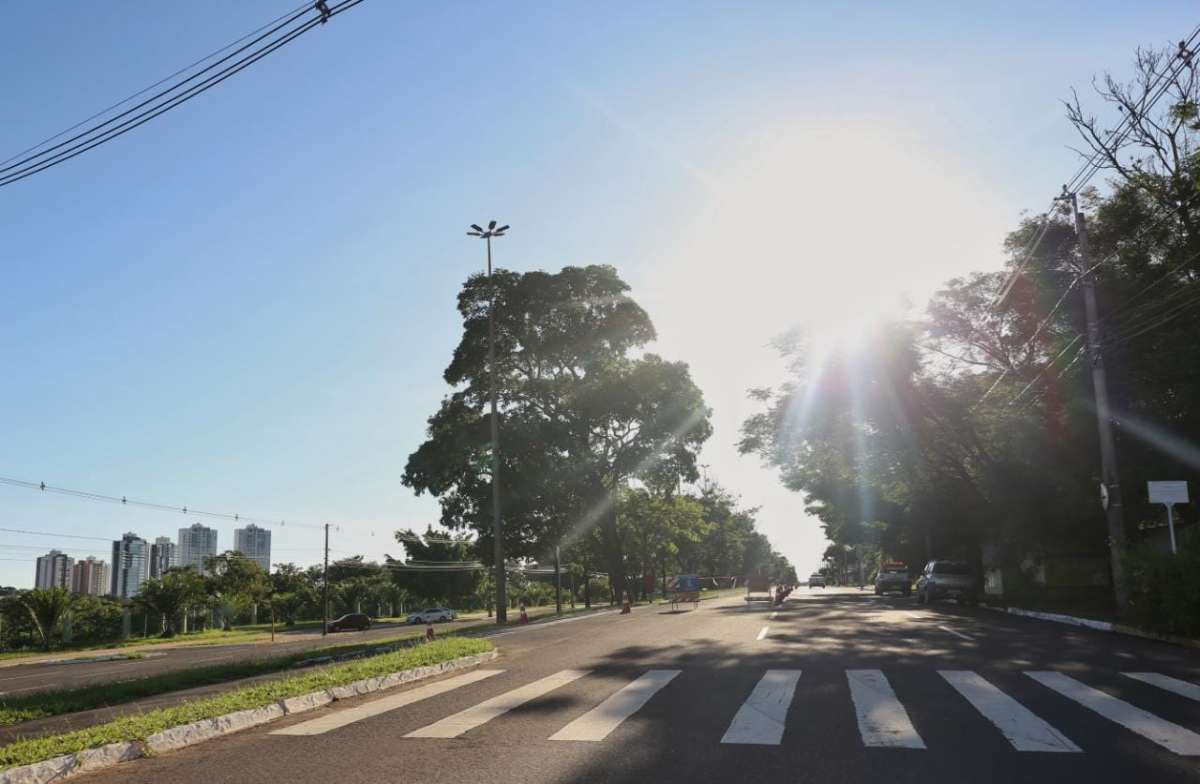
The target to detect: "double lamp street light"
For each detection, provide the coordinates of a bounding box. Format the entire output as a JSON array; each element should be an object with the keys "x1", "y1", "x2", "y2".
[{"x1": 467, "y1": 220, "x2": 509, "y2": 624}]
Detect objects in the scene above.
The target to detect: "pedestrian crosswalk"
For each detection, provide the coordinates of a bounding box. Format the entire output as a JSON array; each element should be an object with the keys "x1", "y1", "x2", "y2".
[
  {"x1": 721, "y1": 669, "x2": 801, "y2": 745},
  {"x1": 939, "y1": 670, "x2": 1079, "y2": 752},
  {"x1": 274, "y1": 666, "x2": 1200, "y2": 758}
]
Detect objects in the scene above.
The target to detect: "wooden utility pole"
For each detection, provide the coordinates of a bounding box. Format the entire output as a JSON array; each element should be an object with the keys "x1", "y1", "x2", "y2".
[{"x1": 1072, "y1": 190, "x2": 1130, "y2": 612}]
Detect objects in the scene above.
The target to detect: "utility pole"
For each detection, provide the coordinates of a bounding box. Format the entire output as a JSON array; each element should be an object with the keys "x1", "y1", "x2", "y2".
[
  {"x1": 321, "y1": 523, "x2": 330, "y2": 636},
  {"x1": 554, "y1": 544, "x2": 562, "y2": 614},
  {"x1": 467, "y1": 221, "x2": 510, "y2": 624},
  {"x1": 1071, "y1": 190, "x2": 1130, "y2": 612}
]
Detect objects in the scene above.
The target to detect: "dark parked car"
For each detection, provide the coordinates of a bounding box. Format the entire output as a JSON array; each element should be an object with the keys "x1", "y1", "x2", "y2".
[
  {"x1": 326, "y1": 612, "x2": 372, "y2": 632},
  {"x1": 915, "y1": 561, "x2": 977, "y2": 605}
]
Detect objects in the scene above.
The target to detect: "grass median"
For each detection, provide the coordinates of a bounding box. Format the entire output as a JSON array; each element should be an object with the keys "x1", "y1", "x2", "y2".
[
  {"x1": 0, "y1": 627, "x2": 457, "y2": 726},
  {"x1": 0, "y1": 636, "x2": 492, "y2": 772}
]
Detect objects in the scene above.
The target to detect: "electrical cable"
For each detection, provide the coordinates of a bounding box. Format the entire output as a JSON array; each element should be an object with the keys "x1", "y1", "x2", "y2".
[{"x1": 0, "y1": 0, "x2": 366, "y2": 188}]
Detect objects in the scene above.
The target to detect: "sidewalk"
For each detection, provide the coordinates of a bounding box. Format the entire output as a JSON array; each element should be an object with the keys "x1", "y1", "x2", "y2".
[{"x1": 980, "y1": 602, "x2": 1200, "y2": 649}]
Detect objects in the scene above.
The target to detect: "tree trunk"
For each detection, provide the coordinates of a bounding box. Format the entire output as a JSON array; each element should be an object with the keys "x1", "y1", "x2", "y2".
[{"x1": 600, "y1": 498, "x2": 626, "y2": 607}]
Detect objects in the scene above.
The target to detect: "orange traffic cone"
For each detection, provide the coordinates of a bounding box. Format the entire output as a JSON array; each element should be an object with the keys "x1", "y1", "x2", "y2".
[
  {"x1": 620, "y1": 593, "x2": 632, "y2": 614},
  {"x1": 519, "y1": 603, "x2": 529, "y2": 624}
]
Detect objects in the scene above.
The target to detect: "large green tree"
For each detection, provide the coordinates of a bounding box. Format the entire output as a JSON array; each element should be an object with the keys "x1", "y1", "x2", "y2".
[
  {"x1": 404, "y1": 265, "x2": 711, "y2": 599},
  {"x1": 388, "y1": 528, "x2": 481, "y2": 607}
]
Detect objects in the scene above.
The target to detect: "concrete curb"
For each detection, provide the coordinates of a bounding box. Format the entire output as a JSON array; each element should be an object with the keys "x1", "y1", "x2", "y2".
[
  {"x1": 981, "y1": 604, "x2": 1200, "y2": 649},
  {"x1": 0, "y1": 649, "x2": 498, "y2": 784}
]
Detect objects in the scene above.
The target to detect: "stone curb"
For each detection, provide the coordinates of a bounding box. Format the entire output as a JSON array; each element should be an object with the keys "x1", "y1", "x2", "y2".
[
  {"x1": 0, "y1": 649, "x2": 498, "y2": 784},
  {"x1": 981, "y1": 603, "x2": 1200, "y2": 649}
]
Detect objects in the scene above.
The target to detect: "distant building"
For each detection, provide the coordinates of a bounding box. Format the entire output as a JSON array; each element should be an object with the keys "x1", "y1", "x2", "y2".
[
  {"x1": 149, "y1": 536, "x2": 178, "y2": 578},
  {"x1": 71, "y1": 557, "x2": 109, "y2": 596},
  {"x1": 233, "y1": 524, "x2": 271, "y2": 573},
  {"x1": 178, "y1": 523, "x2": 218, "y2": 574},
  {"x1": 111, "y1": 533, "x2": 149, "y2": 598},
  {"x1": 34, "y1": 550, "x2": 73, "y2": 590}
]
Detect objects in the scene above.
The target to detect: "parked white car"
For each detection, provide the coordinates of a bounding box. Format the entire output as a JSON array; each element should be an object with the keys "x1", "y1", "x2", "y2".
[{"x1": 407, "y1": 607, "x2": 457, "y2": 624}]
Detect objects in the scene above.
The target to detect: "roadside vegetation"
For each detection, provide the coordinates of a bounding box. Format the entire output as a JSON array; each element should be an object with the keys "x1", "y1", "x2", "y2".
[
  {"x1": 739, "y1": 43, "x2": 1200, "y2": 634},
  {"x1": 0, "y1": 628, "x2": 472, "y2": 726},
  {"x1": 0, "y1": 636, "x2": 491, "y2": 772}
]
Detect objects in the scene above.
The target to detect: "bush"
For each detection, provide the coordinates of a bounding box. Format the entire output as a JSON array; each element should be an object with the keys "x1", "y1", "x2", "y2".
[
  {"x1": 68, "y1": 596, "x2": 124, "y2": 644},
  {"x1": 575, "y1": 578, "x2": 611, "y2": 605},
  {"x1": 1126, "y1": 533, "x2": 1200, "y2": 638}
]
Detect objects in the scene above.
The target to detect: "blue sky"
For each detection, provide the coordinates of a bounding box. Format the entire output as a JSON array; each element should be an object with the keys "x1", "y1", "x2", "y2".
[{"x1": 1, "y1": 1, "x2": 1195, "y2": 587}]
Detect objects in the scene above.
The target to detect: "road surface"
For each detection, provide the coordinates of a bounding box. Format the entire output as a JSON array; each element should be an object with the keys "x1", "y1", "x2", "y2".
[{"x1": 72, "y1": 587, "x2": 1200, "y2": 784}]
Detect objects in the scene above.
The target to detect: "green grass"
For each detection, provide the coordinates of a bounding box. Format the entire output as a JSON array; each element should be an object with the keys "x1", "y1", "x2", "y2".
[
  {"x1": 0, "y1": 637, "x2": 491, "y2": 772},
  {"x1": 0, "y1": 628, "x2": 272, "y2": 662},
  {"x1": 0, "y1": 627, "x2": 461, "y2": 727}
]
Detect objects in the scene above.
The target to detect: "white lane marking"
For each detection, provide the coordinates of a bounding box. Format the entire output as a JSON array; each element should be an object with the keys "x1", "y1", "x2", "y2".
[
  {"x1": 405, "y1": 669, "x2": 589, "y2": 738},
  {"x1": 549, "y1": 670, "x2": 679, "y2": 741},
  {"x1": 1028, "y1": 671, "x2": 1200, "y2": 755},
  {"x1": 938, "y1": 625, "x2": 974, "y2": 641},
  {"x1": 756, "y1": 626, "x2": 769, "y2": 641},
  {"x1": 721, "y1": 670, "x2": 802, "y2": 745},
  {"x1": 272, "y1": 670, "x2": 503, "y2": 736},
  {"x1": 939, "y1": 671, "x2": 1079, "y2": 752},
  {"x1": 1123, "y1": 673, "x2": 1200, "y2": 703},
  {"x1": 846, "y1": 669, "x2": 926, "y2": 749},
  {"x1": 487, "y1": 610, "x2": 619, "y2": 637}
]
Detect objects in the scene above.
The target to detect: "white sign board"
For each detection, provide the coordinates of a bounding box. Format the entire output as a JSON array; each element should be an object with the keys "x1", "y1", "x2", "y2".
[{"x1": 1148, "y1": 481, "x2": 1189, "y2": 505}]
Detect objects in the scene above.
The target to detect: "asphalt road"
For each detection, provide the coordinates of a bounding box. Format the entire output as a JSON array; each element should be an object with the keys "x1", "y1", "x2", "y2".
[
  {"x1": 0, "y1": 618, "x2": 483, "y2": 697},
  {"x1": 72, "y1": 587, "x2": 1200, "y2": 784}
]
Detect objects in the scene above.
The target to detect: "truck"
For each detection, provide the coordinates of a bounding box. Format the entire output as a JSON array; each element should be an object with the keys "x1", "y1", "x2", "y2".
[{"x1": 744, "y1": 574, "x2": 772, "y2": 602}]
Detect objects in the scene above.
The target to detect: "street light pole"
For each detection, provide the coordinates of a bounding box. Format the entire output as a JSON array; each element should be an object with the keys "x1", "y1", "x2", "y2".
[
  {"x1": 321, "y1": 522, "x2": 329, "y2": 636},
  {"x1": 468, "y1": 221, "x2": 510, "y2": 624}
]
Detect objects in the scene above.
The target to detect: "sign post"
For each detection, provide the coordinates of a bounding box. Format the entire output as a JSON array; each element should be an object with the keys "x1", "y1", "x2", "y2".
[{"x1": 1147, "y1": 481, "x2": 1189, "y2": 554}]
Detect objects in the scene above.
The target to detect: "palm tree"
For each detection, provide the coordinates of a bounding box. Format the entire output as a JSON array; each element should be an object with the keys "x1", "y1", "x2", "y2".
[
  {"x1": 135, "y1": 570, "x2": 206, "y2": 637},
  {"x1": 336, "y1": 577, "x2": 373, "y2": 615},
  {"x1": 17, "y1": 588, "x2": 73, "y2": 649}
]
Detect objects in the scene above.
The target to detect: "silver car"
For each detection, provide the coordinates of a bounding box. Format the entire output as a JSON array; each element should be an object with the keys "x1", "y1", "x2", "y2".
[
  {"x1": 407, "y1": 607, "x2": 457, "y2": 624},
  {"x1": 874, "y1": 566, "x2": 911, "y2": 596},
  {"x1": 915, "y1": 561, "x2": 977, "y2": 605}
]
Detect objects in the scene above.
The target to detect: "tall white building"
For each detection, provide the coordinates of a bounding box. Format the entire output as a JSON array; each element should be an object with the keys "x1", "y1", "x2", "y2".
[
  {"x1": 150, "y1": 536, "x2": 178, "y2": 578},
  {"x1": 233, "y1": 524, "x2": 271, "y2": 573},
  {"x1": 111, "y1": 533, "x2": 149, "y2": 598},
  {"x1": 178, "y1": 523, "x2": 218, "y2": 574},
  {"x1": 71, "y1": 557, "x2": 109, "y2": 596},
  {"x1": 34, "y1": 550, "x2": 74, "y2": 590}
]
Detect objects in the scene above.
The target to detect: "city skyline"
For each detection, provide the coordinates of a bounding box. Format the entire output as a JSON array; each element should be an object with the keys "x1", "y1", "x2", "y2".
[{"x1": 19, "y1": 521, "x2": 282, "y2": 593}]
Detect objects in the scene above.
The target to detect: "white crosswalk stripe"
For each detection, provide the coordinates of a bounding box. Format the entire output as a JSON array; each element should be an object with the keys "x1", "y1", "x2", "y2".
[
  {"x1": 549, "y1": 670, "x2": 680, "y2": 742},
  {"x1": 272, "y1": 669, "x2": 503, "y2": 736},
  {"x1": 1123, "y1": 672, "x2": 1200, "y2": 703},
  {"x1": 262, "y1": 664, "x2": 1200, "y2": 757},
  {"x1": 846, "y1": 669, "x2": 926, "y2": 749},
  {"x1": 404, "y1": 669, "x2": 590, "y2": 738},
  {"x1": 1028, "y1": 671, "x2": 1200, "y2": 756},
  {"x1": 940, "y1": 670, "x2": 1079, "y2": 752},
  {"x1": 721, "y1": 669, "x2": 802, "y2": 745}
]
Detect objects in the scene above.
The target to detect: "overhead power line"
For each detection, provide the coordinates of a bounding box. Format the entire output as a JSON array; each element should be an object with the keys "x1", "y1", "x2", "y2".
[
  {"x1": 0, "y1": 0, "x2": 366, "y2": 189},
  {"x1": 988, "y1": 27, "x2": 1200, "y2": 311},
  {"x1": 0, "y1": 475, "x2": 306, "y2": 530},
  {"x1": 0, "y1": 1, "x2": 314, "y2": 170},
  {"x1": 0, "y1": 473, "x2": 473, "y2": 550},
  {"x1": 979, "y1": 181, "x2": 1200, "y2": 409}
]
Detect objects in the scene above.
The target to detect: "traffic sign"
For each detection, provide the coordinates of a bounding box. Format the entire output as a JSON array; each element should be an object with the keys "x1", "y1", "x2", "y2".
[
  {"x1": 1148, "y1": 481, "x2": 1188, "y2": 505},
  {"x1": 1147, "y1": 481, "x2": 1189, "y2": 554}
]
